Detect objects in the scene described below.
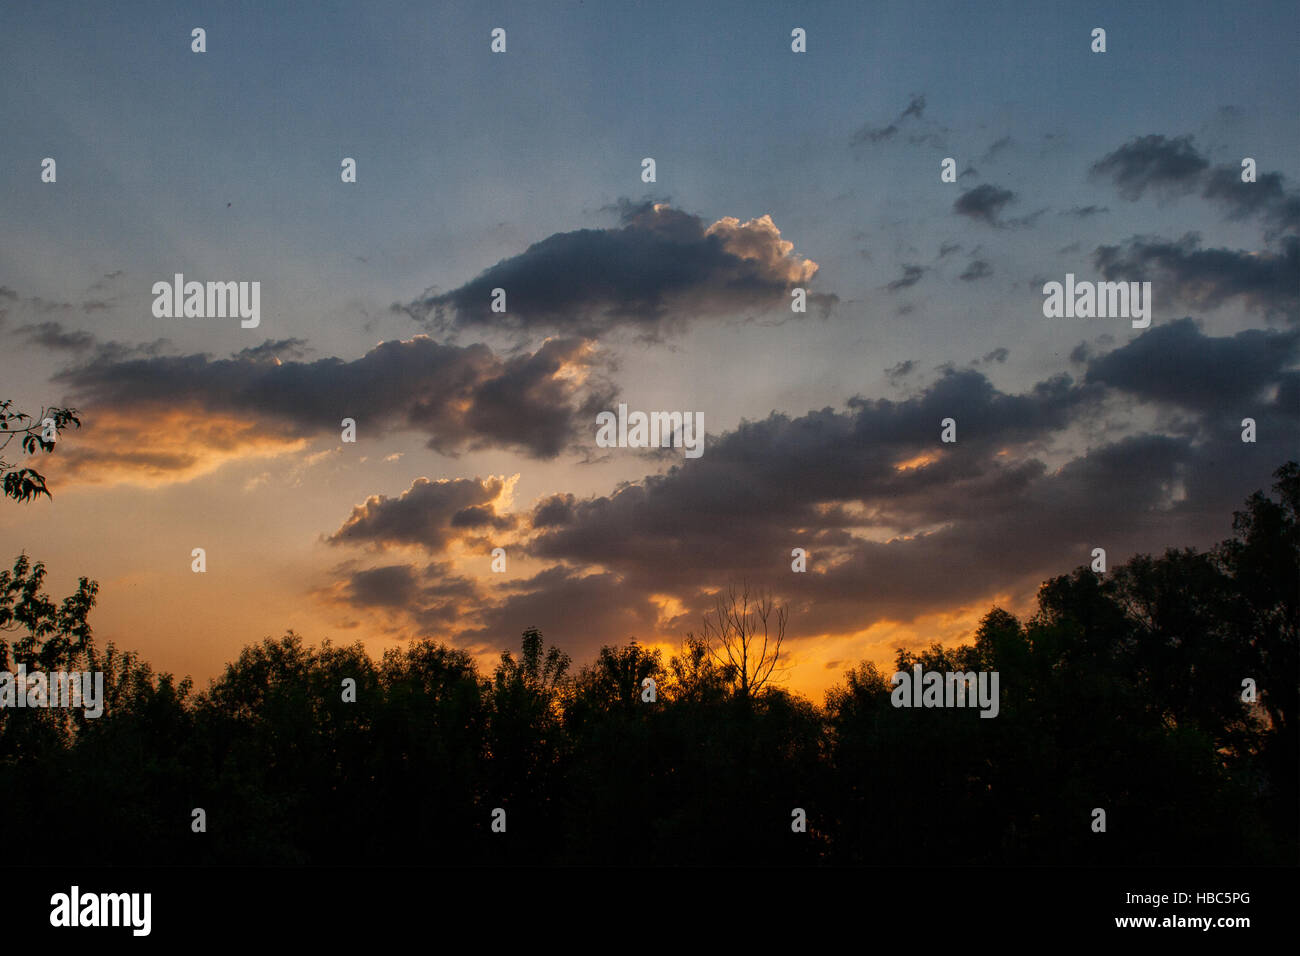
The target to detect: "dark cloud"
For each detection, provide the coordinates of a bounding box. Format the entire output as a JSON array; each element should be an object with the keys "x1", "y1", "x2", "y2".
[
  {"x1": 1093, "y1": 233, "x2": 1300, "y2": 321},
  {"x1": 1275, "y1": 371, "x2": 1300, "y2": 420},
  {"x1": 937, "y1": 242, "x2": 962, "y2": 259},
  {"x1": 322, "y1": 561, "x2": 481, "y2": 633},
  {"x1": 84, "y1": 337, "x2": 174, "y2": 363},
  {"x1": 1063, "y1": 205, "x2": 1109, "y2": 218},
  {"x1": 15, "y1": 321, "x2": 97, "y2": 352},
  {"x1": 959, "y1": 259, "x2": 993, "y2": 281},
  {"x1": 857, "y1": 124, "x2": 900, "y2": 145},
  {"x1": 953, "y1": 184, "x2": 1017, "y2": 226},
  {"x1": 344, "y1": 564, "x2": 421, "y2": 607},
  {"x1": 1085, "y1": 317, "x2": 1300, "y2": 415},
  {"x1": 322, "y1": 356, "x2": 1299, "y2": 658},
  {"x1": 232, "y1": 338, "x2": 313, "y2": 362},
  {"x1": 398, "y1": 201, "x2": 832, "y2": 338},
  {"x1": 501, "y1": 363, "x2": 1293, "y2": 645},
  {"x1": 1089, "y1": 134, "x2": 1209, "y2": 201},
  {"x1": 886, "y1": 264, "x2": 926, "y2": 291},
  {"x1": 980, "y1": 135, "x2": 1013, "y2": 162},
  {"x1": 885, "y1": 360, "x2": 917, "y2": 384},
  {"x1": 532, "y1": 492, "x2": 576, "y2": 527},
  {"x1": 980, "y1": 348, "x2": 1009, "y2": 364},
  {"x1": 0, "y1": 283, "x2": 122, "y2": 322},
  {"x1": 1069, "y1": 335, "x2": 1112, "y2": 366},
  {"x1": 1201, "y1": 164, "x2": 1300, "y2": 239},
  {"x1": 526, "y1": 368, "x2": 1094, "y2": 591},
  {"x1": 851, "y1": 94, "x2": 926, "y2": 145},
  {"x1": 479, "y1": 361, "x2": 1277, "y2": 646},
  {"x1": 329, "y1": 475, "x2": 518, "y2": 553},
  {"x1": 0, "y1": 281, "x2": 127, "y2": 344},
  {"x1": 1091, "y1": 134, "x2": 1300, "y2": 240},
  {"x1": 324, "y1": 559, "x2": 666, "y2": 661},
  {"x1": 11, "y1": 317, "x2": 177, "y2": 361},
  {"x1": 57, "y1": 335, "x2": 617, "y2": 461}
]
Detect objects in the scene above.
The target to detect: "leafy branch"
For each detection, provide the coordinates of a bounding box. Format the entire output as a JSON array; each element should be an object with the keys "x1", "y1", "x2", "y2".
[{"x1": 0, "y1": 399, "x2": 81, "y2": 502}]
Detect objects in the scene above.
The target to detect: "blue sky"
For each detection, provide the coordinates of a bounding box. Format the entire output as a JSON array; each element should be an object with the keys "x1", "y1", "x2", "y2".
[{"x1": 2, "y1": 0, "x2": 1297, "y2": 695}]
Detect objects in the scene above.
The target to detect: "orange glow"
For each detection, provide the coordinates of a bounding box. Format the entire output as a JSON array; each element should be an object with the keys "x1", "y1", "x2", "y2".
[
  {"x1": 894, "y1": 452, "x2": 938, "y2": 472},
  {"x1": 42, "y1": 405, "x2": 306, "y2": 487}
]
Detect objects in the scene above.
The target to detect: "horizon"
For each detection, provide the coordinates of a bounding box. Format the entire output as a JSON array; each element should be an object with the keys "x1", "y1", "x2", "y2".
[{"x1": 2, "y1": 0, "x2": 1297, "y2": 703}]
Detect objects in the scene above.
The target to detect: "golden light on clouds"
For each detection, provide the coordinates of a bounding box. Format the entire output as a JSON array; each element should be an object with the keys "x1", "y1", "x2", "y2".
[
  {"x1": 43, "y1": 406, "x2": 306, "y2": 487},
  {"x1": 550, "y1": 339, "x2": 597, "y2": 386},
  {"x1": 649, "y1": 592, "x2": 688, "y2": 629},
  {"x1": 705, "y1": 213, "x2": 820, "y2": 285},
  {"x1": 894, "y1": 451, "x2": 939, "y2": 472}
]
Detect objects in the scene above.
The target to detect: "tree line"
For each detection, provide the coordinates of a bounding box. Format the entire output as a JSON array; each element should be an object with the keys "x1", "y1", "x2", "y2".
[{"x1": 1, "y1": 461, "x2": 1295, "y2": 865}]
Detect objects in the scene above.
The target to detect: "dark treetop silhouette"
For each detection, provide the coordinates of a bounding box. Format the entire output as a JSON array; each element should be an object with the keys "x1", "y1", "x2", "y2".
[{"x1": 1, "y1": 463, "x2": 1295, "y2": 865}]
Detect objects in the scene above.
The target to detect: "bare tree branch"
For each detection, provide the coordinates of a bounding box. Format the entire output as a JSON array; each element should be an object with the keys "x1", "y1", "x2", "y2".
[{"x1": 699, "y1": 580, "x2": 789, "y2": 701}]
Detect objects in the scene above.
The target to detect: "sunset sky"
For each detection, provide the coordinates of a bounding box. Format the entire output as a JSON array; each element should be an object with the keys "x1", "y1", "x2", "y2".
[{"x1": 2, "y1": 0, "x2": 1297, "y2": 700}]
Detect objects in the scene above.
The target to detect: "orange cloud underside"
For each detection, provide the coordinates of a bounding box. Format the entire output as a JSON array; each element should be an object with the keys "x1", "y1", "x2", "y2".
[
  {"x1": 43, "y1": 405, "x2": 306, "y2": 487},
  {"x1": 894, "y1": 452, "x2": 938, "y2": 472}
]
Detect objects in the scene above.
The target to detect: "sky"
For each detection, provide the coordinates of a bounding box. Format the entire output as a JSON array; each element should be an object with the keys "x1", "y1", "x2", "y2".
[{"x1": 1, "y1": 0, "x2": 1297, "y2": 700}]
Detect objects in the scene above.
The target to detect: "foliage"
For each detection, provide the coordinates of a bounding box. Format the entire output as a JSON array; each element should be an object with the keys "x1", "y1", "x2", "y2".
[
  {"x1": 0, "y1": 399, "x2": 81, "y2": 502},
  {"x1": 1, "y1": 463, "x2": 1295, "y2": 865}
]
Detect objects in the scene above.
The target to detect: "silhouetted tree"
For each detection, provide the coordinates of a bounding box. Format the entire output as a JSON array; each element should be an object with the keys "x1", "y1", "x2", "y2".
[
  {"x1": 2, "y1": 464, "x2": 1295, "y2": 866},
  {"x1": 569, "y1": 641, "x2": 663, "y2": 715},
  {"x1": 1216, "y1": 461, "x2": 1299, "y2": 851},
  {"x1": 560, "y1": 642, "x2": 665, "y2": 862},
  {"x1": 692, "y1": 581, "x2": 788, "y2": 702},
  {"x1": 0, "y1": 400, "x2": 80, "y2": 502},
  {"x1": 372, "y1": 638, "x2": 485, "y2": 860},
  {"x1": 483, "y1": 627, "x2": 571, "y2": 860},
  {"x1": 664, "y1": 635, "x2": 731, "y2": 705},
  {"x1": 0, "y1": 553, "x2": 98, "y2": 673}
]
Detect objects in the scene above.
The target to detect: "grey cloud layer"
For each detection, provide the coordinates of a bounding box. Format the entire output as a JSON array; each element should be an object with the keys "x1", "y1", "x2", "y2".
[
  {"x1": 1094, "y1": 233, "x2": 1300, "y2": 321},
  {"x1": 959, "y1": 259, "x2": 993, "y2": 281},
  {"x1": 1091, "y1": 133, "x2": 1300, "y2": 239},
  {"x1": 1084, "y1": 134, "x2": 1300, "y2": 323},
  {"x1": 329, "y1": 476, "x2": 517, "y2": 553},
  {"x1": 323, "y1": 323, "x2": 1297, "y2": 658},
  {"x1": 57, "y1": 335, "x2": 616, "y2": 459},
  {"x1": 1084, "y1": 317, "x2": 1300, "y2": 416},
  {"x1": 1090, "y1": 134, "x2": 1209, "y2": 200},
  {"x1": 399, "y1": 201, "x2": 833, "y2": 338},
  {"x1": 886, "y1": 264, "x2": 926, "y2": 291},
  {"x1": 953, "y1": 184, "x2": 1017, "y2": 226},
  {"x1": 851, "y1": 94, "x2": 927, "y2": 145}
]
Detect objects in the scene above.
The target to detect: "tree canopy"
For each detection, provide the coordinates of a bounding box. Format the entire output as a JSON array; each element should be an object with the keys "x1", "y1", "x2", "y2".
[{"x1": 1, "y1": 462, "x2": 1295, "y2": 865}]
